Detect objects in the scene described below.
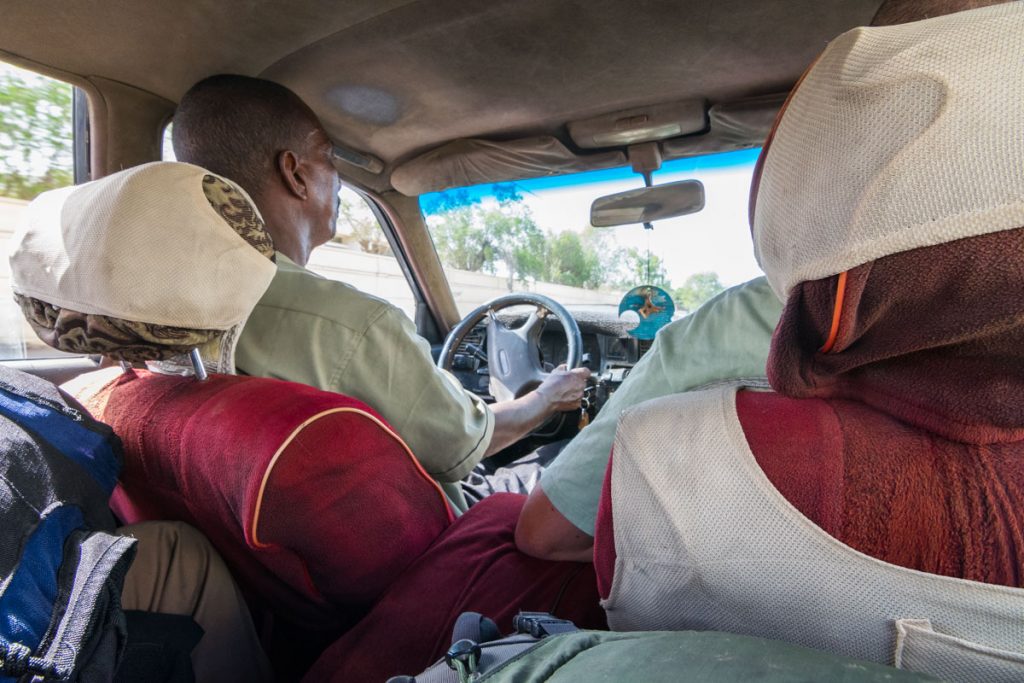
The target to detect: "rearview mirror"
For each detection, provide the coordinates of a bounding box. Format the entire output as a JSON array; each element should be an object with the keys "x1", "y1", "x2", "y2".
[{"x1": 590, "y1": 179, "x2": 705, "y2": 228}]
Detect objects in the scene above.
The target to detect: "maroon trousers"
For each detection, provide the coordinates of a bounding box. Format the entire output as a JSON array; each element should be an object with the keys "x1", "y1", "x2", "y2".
[{"x1": 304, "y1": 493, "x2": 606, "y2": 682}]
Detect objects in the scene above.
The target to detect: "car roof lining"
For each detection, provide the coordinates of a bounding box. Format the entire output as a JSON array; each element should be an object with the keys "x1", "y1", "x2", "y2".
[{"x1": 1, "y1": 0, "x2": 883, "y2": 191}]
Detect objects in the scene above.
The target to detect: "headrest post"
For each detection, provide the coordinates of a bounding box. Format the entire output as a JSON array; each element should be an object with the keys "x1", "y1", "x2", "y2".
[
  {"x1": 189, "y1": 348, "x2": 209, "y2": 381},
  {"x1": 118, "y1": 360, "x2": 135, "y2": 376}
]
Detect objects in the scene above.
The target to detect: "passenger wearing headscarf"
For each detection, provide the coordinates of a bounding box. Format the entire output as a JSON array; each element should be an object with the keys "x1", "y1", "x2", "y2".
[{"x1": 596, "y1": 4, "x2": 1024, "y2": 681}]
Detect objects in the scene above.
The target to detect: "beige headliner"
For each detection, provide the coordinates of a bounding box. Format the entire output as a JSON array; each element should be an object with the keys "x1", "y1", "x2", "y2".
[{"x1": 3, "y1": 1, "x2": 880, "y2": 173}]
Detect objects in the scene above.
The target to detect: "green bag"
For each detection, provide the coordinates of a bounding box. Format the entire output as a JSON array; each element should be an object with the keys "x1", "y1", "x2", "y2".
[{"x1": 392, "y1": 612, "x2": 939, "y2": 683}]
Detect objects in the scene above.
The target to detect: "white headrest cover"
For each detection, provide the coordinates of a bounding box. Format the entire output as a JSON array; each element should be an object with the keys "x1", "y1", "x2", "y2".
[
  {"x1": 753, "y1": 3, "x2": 1024, "y2": 300},
  {"x1": 9, "y1": 161, "x2": 276, "y2": 330}
]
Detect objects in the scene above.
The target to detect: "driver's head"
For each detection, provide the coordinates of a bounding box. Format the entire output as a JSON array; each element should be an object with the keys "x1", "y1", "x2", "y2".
[{"x1": 174, "y1": 75, "x2": 340, "y2": 264}]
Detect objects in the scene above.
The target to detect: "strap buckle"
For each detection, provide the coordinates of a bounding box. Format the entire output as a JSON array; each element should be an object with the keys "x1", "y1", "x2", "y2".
[
  {"x1": 512, "y1": 612, "x2": 578, "y2": 638},
  {"x1": 445, "y1": 638, "x2": 481, "y2": 683}
]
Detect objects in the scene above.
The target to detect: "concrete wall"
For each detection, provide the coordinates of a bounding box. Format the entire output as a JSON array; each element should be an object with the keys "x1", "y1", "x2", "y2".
[
  {"x1": 0, "y1": 198, "x2": 39, "y2": 358},
  {"x1": 1, "y1": 197, "x2": 619, "y2": 358},
  {"x1": 310, "y1": 243, "x2": 619, "y2": 319}
]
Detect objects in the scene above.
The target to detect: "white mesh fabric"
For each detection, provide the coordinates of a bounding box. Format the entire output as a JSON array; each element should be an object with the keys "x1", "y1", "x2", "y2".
[
  {"x1": 9, "y1": 161, "x2": 276, "y2": 330},
  {"x1": 753, "y1": 3, "x2": 1024, "y2": 299},
  {"x1": 603, "y1": 384, "x2": 1024, "y2": 679}
]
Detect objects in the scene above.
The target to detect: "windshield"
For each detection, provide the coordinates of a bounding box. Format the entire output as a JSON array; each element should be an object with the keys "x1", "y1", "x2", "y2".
[{"x1": 421, "y1": 148, "x2": 764, "y2": 318}]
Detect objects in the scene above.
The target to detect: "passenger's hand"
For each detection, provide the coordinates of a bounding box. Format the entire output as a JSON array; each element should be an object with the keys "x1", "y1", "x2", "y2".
[{"x1": 535, "y1": 364, "x2": 591, "y2": 413}]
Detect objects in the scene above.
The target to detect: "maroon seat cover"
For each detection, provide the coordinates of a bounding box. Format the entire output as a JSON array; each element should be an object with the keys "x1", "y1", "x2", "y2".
[{"x1": 79, "y1": 369, "x2": 454, "y2": 628}]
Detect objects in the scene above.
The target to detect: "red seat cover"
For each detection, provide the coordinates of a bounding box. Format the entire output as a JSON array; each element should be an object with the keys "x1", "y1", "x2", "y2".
[{"x1": 78, "y1": 370, "x2": 454, "y2": 628}]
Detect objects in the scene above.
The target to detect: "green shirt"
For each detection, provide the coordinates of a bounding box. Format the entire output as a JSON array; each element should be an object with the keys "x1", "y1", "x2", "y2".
[
  {"x1": 236, "y1": 254, "x2": 494, "y2": 489},
  {"x1": 542, "y1": 276, "x2": 783, "y2": 535}
]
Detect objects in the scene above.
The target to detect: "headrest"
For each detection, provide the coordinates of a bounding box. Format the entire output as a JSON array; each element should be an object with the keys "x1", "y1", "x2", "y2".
[
  {"x1": 9, "y1": 162, "x2": 276, "y2": 370},
  {"x1": 752, "y1": 3, "x2": 1024, "y2": 300}
]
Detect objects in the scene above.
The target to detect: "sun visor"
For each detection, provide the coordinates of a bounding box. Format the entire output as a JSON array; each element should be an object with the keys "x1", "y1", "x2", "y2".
[
  {"x1": 662, "y1": 93, "x2": 785, "y2": 160},
  {"x1": 390, "y1": 137, "x2": 625, "y2": 196}
]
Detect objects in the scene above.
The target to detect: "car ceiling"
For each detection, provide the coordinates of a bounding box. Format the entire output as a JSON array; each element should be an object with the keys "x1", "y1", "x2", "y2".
[{"x1": 2, "y1": 0, "x2": 881, "y2": 167}]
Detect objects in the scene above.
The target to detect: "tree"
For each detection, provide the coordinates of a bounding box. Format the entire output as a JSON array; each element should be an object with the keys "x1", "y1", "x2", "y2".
[
  {"x1": 0, "y1": 71, "x2": 73, "y2": 200},
  {"x1": 617, "y1": 247, "x2": 672, "y2": 290},
  {"x1": 674, "y1": 272, "x2": 726, "y2": 313},
  {"x1": 333, "y1": 191, "x2": 392, "y2": 255},
  {"x1": 543, "y1": 228, "x2": 609, "y2": 289},
  {"x1": 482, "y1": 205, "x2": 546, "y2": 291},
  {"x1": 428, "y1": 190, "x2": 547, "y2": 291},
  {"x1": 429, "y1": 205, "x2": 493, "y2": 271}
]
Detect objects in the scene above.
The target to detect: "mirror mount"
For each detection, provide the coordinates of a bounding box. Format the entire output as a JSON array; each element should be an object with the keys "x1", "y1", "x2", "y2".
[
  {"x1": 628, "y1": 142, "x2": 662, "y2": 178},
  {"x1": 627, "y1": 143, "x2": 662, "y2": 229}
]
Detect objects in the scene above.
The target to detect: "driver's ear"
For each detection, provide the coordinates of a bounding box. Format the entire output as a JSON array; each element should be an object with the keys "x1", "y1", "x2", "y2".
[{"x1": 276, "y1": 149, "x2": 309, "y2": 200}]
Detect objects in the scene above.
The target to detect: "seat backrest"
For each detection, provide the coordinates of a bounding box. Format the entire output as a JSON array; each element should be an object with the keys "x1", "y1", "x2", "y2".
[
  {"x1": 70, "y1": 367, "x2": 453, "y2": 628},
  {"x1": 12, "y1": 162, "x2": 454, "y2": 630}
]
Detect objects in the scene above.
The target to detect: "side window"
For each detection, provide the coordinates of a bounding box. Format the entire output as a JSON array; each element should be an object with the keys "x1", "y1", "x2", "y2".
[
  {"x1": 311, "y1": 186, "x2": 418, "y2": 320},
  {"x1": 0, "y1": 63, "x2": 77, "y2": 359},
  {"x1": 162, "y1": 121, "x2": 174, "y2": 160}
]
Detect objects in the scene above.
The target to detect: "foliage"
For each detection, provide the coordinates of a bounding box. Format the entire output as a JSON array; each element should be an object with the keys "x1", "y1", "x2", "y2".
[
  {"x1": 427, "y1": 186, "x2": 721, "y2": 295},
  {"x1": 482, "y1": 205, "x2": 547, "y2": 290},
  {"x1": 428, "y1": 185, "x2": 551, "y2": 291},
  {"x1": 430, "y1": 205, "x2": 493, "y2": 271},
  {"x1": 542, "y1": 228, "x2": 608, "y2": 289},
  {"x1": 674, "y1": 271, "x2": 726, "y2": 313},
  {"x1": 0, "y1": 71, "x2": 73, "y2": 200},
  {"x1": 333, "y1": 190, "x2": 392, "y2": 255},
  {"x1": 617, "y1": 248, "x2": 672, "y2": 290}
]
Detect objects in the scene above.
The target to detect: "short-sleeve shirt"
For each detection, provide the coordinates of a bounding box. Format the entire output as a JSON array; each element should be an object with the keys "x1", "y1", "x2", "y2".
[
  {"x1": 541, "y1": 276, "x2": 783, "y2": 535},
  {"x1": 236, "y1": 254, "x2": 494, "y2": 485}
]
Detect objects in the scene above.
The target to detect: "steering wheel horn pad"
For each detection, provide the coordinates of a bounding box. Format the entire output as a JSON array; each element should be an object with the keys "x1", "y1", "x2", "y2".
[{"x1": 438, "y1": 293, "x2": 583, "y2": 403}]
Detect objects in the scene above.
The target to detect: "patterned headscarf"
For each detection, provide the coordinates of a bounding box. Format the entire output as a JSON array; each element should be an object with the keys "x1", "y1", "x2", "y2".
[{"x1": 10, "y1": 163, "x2": 277, "y2": 371}]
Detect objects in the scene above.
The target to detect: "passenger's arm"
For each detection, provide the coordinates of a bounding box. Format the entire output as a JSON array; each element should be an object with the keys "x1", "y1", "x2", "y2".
[
  {"x1": 515, "y1": 483, "x2": 594, "y2": 562},
  {"x1": 484, "y1": 365, "x2": 590, "y2": 456}
]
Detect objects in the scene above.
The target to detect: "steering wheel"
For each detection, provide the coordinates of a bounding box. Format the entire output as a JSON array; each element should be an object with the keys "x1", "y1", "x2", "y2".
[{"x1": 438, "y1": 292, "x2": 583, "y2": 403}]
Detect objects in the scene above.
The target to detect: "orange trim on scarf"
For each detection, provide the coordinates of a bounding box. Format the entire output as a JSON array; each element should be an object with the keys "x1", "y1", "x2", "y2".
[{"x1": 819, "y1": 271, "x2": 848, "y2": 354}]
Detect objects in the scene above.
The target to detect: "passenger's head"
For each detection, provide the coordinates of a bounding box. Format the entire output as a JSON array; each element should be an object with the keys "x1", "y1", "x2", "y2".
[
  {"x1": 748, "y1": 2, "x2": 1024, "y2": 439},
  {"x1": 869, "y1": 0, "x2": 1009, "y2": 26},
  {"x1": 748, "y1": 0, "x2": 1011, "y2": 226},
  {"x1": 751, "y1": 1, "x2": 1022, "y2": 300},
  {"x1": 173, "y1": 75, "x2": 339, "y2": 264}
]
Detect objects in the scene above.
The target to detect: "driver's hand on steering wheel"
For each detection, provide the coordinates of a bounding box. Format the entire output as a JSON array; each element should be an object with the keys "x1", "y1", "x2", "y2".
[{"x1": 535, "y1": 364, "x2": 592, "y2": 413}]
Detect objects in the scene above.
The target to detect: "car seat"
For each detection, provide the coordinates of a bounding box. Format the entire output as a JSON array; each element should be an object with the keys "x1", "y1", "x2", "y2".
[{"x1": 9, "y1": 162, "x2": 454, "y2": 634}]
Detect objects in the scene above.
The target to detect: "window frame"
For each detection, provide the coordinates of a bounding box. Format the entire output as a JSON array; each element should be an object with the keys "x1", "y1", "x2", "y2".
[{"x1": 353, "y1": 187, "x2": 443, "y2": 343}]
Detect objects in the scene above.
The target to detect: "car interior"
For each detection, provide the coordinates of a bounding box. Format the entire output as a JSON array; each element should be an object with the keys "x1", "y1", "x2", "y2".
[
  {"x1": 0, "y1": 0, "x2": 882, "y2": 422},
  {"x1": 3, "y1": 0, "x2": 1019, "y2": 681}
]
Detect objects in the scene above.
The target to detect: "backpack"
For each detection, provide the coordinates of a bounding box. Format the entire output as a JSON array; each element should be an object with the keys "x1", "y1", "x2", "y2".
[
  {"x1": 0, "y1": 366, "x2": 136, "y2": 682},
  {"x1": 392, "y1": 612, "x2": 942, "y2": 683}
]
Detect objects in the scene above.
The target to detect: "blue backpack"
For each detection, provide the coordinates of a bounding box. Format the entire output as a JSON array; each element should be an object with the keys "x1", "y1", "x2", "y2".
[{"x1": 0, "y1": 366, "x2": 136, "y2": 682}]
